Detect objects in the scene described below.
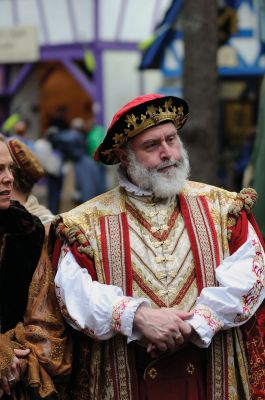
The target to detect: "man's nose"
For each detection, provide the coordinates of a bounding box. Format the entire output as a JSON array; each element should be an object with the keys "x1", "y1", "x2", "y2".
[{"x1": 160, "y1": 143, "x2": 172, "y2": 160}]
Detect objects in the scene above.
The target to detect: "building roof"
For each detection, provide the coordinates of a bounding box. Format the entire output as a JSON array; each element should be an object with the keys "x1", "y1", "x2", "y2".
[{"x1": 0, "y1": 0, "x2": 173, "y2": 46}]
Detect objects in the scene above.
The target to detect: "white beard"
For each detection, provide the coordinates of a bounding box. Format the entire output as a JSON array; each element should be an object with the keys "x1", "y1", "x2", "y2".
[{"x1": 126, "y1": 140, "x2": 190, "y2": 199}]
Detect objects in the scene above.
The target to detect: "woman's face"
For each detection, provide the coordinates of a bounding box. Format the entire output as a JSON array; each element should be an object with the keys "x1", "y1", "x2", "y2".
[{"x1": 0, "y1": 141, "x2": 14, "y2": 210}]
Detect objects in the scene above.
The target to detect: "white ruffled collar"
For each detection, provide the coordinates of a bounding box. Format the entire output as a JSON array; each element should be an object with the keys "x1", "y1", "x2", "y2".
[{"x1": 117, "y1": 165, "x2": 153, "y2": 197}]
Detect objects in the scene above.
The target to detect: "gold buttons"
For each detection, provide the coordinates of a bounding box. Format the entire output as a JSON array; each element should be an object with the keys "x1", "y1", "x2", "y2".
[
  {"x1": 157, "y1": 272, "x2": 168, "y2": 279},
  {"x1": 161, "y1": 224, "x2": 168, "y2": 230},
  {"x1": 186, "y1": 362, "x2": 195, "y2": 375},
  {"x1": 148, "y1": 367, "x2": 158, "y2": 379},
  {"x1": 154, "y1": 239, "x2": 170, "y2": 248},
  {"x1": 155, "y1": 255, "x2": 175, "y2": 263},
  {"x1": 148, "y1": 211, "x2": 159, "y2": 217},
  {"x1": 155, "y1": 256, "x2": 166, "y2": 263}
]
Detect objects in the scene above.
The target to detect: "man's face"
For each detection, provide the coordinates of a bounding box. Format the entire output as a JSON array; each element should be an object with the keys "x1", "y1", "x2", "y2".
[
  {"x1": 119, "y1": 122, "x2": 190, "y2": 198},
  {"x1": 129, "y1": 122, "x2": 181, "y2": 169},
  {"x1": 0, "y1": 141, "x2": 14, "y2": 209}
]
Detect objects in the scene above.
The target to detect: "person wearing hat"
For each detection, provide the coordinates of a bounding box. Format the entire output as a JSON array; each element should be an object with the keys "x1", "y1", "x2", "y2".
[
  {"x1": 51, "y1": 94, "x2": 265, "y2": 399},
  {"x1": 0, "y1": 135, "x2": 72, "y2": 399},
  {"x1": 7, "y1": 138, "x2": 54, "y2": 227}
]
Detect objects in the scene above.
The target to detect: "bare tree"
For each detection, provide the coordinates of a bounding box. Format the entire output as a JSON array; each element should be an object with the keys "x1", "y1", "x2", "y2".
[{"x1": 182, "y1": 0, "x2": 219, "y2": 185}]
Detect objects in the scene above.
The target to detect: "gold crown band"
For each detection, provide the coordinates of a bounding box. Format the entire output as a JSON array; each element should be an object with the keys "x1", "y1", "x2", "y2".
[{"x1": 101, "y1": 98, "x2": 188, "y2": 163}]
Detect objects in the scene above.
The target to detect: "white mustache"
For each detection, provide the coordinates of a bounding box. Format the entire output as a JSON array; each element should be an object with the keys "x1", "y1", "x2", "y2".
[{"x1": 156, "y1": 159, "x2": 181, "y2": 171}]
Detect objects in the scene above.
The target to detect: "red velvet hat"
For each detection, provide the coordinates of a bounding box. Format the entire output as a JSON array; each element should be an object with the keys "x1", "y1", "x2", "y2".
[{"x1": 94, "y1": 93, "x2": 189, "y2": 165}]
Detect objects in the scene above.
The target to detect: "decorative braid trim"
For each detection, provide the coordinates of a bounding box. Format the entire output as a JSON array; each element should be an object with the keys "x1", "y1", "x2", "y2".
[
  {"x1": 227, "y1": 188, "x2": 258, "y2": 240},
  {"x1": 111, "y1": 298, "x2": 133, "y2": 332},
  {"x1": 228, "y1": 188, "x2": 258, "y2": 217},
  {"x1": 194, "y1": 305, "x2": 224, "y2": 333},
  {"x1": 234, "y1": 239, "x2": 265, "y2": 323},
  {"x1": 55, "y1": 221, "x2": 94, "y2": 258}
]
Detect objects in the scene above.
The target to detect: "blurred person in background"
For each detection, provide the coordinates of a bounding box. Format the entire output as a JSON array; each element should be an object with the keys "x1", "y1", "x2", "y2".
[
  {"x1": 50, "y1": 117, "x2": 104, "y2": 207},
  {"x1": 70, "y1": 117, "x2": 105, "y2": 203},
  {"x1": 7, "y1": 138, "x2": 54, "y2": 227},
  {"x1": 11, "y1": 119, "x2": 34, "y2": 150},
  {"x1": 233, "y1": 126, "x2": 256, "y2": 192},
  {"x1": 47, "y1": 106, "x2": 69, "y2": 132},
  {"x1": 0, "y1": 134, "x2": 71, "y2": 399},
  {"x1": 86, "y1": 113, "x2": 107, "y2": 192},
  {"x1": 34, "y1": 127, "x2": 64, "y2": 214},
  {"x1": 86, "y1": 117, "x2": 105, "y2": 160},
  {"x1": 51, "y1": 94, "x2": 265, "y2": 400},
  {"x1": 37, "y1": 104, "x2": 69, "y2": 213}
]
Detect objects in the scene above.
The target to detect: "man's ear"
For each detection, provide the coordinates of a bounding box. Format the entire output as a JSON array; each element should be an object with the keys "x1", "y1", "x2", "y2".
[{"x1": 115, "y1": 147, "x2": 129, "y2": 167}]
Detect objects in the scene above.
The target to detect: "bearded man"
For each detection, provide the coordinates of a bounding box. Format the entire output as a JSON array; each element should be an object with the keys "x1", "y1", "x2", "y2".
[{"x1": 52, "y1": 94, "x2": 265, "y2": 400}]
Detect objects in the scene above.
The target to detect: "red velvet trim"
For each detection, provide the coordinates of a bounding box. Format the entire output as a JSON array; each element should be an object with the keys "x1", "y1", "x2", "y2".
[
  {"x1": 228, "y1": 210, "x2": 249, "y2": 254},
  {"x1": 51, "y1": 238, "x2": 63, "y2": 271},
  {"x1": 51, "y1": 234, "x2": 97, "y2": 280},
  {"x1": 121, "y1": 212, "x2": 133, "y2": 297},
  {"x1": 70, "y1": 242, "x2": 97, "y2": 281},
  {"x1": 108, "y1": 94, "x2": 163, "y2": 130},
  {"x1": 229, "y1": 209, "x2": 265, "y2": 254},
  {"x1": 179, "y1": 195, "x2": 204, "y2": 293},
  {"x1": 138, "y1": 344, "x2": 206, "y2": 400},
  {"x1": 229, "y1": 211, "x2": 265, "y2": 254}
]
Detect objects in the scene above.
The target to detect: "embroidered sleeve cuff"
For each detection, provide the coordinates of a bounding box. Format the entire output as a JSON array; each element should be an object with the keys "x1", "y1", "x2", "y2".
[
  {"x1": 187, "y1": 305, "x2": 224, "y2": 348},
  {"x1": 111, "y1": 297, "x2": 150, "y2": 341}
]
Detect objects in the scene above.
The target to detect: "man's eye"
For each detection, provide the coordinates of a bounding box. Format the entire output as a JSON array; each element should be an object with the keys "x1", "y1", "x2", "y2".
[{"x1": 145, "y1": 143, "x2": 156, "y2": 149}]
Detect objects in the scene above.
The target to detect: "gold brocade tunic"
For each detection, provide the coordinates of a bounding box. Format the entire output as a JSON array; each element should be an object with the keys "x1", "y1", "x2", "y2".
[
  {"x1": 55, "y1": 180, "x2": 257, "y2": 400},
  {"x1": 125, "y1": 193, "x2": 198, "y2": 310}
]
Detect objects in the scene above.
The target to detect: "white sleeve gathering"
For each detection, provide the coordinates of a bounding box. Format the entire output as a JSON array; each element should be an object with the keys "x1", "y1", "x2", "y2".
[
  {"x1": 188, "y1": 222, "x2": 265, "y2": 348},
  {"x1": 54, "y1": 245, "x2": 150, "y2": 341}
]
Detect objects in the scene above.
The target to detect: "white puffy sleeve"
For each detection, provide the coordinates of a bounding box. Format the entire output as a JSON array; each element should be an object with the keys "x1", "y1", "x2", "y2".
[
  {"x1": 188, "y1": 222, "x2": 265, "y2": 348},
  {"x1": 54, "y1": 244, "x2": 150, "y2": 341}
]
